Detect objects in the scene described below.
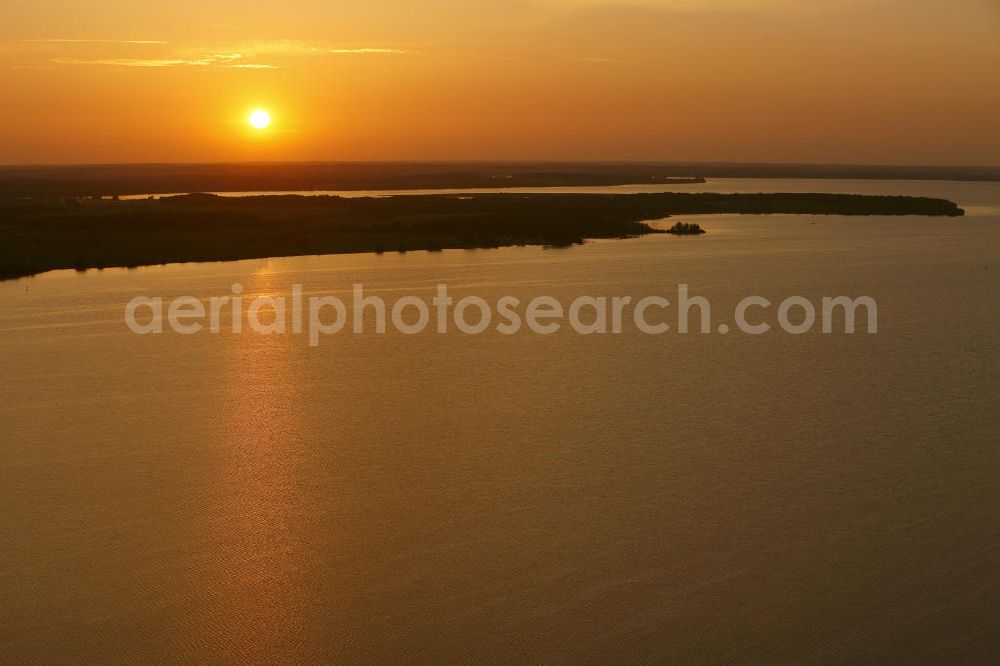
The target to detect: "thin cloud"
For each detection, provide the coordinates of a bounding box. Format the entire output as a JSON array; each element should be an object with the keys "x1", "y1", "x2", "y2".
[
  {"x1": 241, "y1": 40, "x2": 413, "y2": 56},
  {"x1": 15, "y1": 39, "x2": 169, "y2": 45},
  {"x1": 49, "y1": 54, "x2": 280, "y2": 69},
  {"x1": 327, "y1": 48, "x2": 410, "y2": 54},
  {"x1": 30, "y1": 39, "x2": 407, "y2": 70},
  {"x1": 52, "y1": 58, "x2": 214, "y2": 67}
]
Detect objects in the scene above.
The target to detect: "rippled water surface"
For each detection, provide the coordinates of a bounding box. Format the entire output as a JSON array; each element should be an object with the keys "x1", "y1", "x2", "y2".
[{"x1": 2, "y1": 179, "x2": 999, "y2": 661}]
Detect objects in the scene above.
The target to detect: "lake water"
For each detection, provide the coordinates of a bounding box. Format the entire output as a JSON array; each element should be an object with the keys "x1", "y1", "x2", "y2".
[{"x1": 2, "y1": 179, "x2": 999, "y2": 661}]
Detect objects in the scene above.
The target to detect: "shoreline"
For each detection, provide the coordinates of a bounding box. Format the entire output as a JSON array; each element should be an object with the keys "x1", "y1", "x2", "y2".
[
  {"x1": 0, "y1": 191, "x2": 965, "y2": 281},
  {"x1": 2, "y1": 162, "x2": 998, "y2": 198}
]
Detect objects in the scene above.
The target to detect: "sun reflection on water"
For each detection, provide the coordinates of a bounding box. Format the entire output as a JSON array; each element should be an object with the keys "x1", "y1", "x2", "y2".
[{"x1": 198, "y1": 267, "x2": 314, "y2": 660}]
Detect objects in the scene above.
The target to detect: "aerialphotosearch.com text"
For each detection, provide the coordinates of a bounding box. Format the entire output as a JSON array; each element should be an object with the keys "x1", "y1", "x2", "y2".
[{"x1": 125, "y1": 284, "x2": 878, "y2": 345}]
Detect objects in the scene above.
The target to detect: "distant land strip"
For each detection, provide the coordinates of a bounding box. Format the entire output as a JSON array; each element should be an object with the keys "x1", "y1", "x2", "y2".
[
  {"x1": 0, "y1": 161, "x2": 998, "y2": 197},
  {"x1": 0, "y1": 192, "x2": 964, "y2": 280}
]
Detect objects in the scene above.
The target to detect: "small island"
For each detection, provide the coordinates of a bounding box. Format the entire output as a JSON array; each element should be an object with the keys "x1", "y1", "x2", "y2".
[{"x1": 664, "y1": 222, "x2": 706, "y2": 235}]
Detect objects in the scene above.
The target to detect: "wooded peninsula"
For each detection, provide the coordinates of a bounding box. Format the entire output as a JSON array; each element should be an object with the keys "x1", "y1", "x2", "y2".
[{"x1": 0, "y1": 191, "x2": 964, "y2": 280}]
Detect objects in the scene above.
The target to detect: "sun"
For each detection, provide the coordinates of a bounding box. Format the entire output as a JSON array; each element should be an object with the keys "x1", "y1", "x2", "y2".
[{"x1": 248, "y1": 109, "x2": 271, "y2": 129}]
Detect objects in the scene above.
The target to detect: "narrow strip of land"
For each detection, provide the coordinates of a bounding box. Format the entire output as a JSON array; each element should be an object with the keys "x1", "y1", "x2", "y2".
[
  {"x1": 0, "y1": 192, "x2": 964, "y2": 280},
  {"x1": 1, "y1": 161, "x2": 997, "y2": 198}
]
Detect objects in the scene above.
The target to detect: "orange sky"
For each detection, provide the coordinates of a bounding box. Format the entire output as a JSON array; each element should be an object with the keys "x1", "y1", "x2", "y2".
[{"x1": 2, "y1": 0, "x2": 998, "y2": 165}]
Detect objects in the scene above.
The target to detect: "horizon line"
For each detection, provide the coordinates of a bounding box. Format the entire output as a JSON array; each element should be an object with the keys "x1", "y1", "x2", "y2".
[{"x1": 1, "y1": 159, "x2": 998, "y2": 170}]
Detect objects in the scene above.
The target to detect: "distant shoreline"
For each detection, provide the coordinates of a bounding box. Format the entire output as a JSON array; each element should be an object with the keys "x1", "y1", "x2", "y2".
[
  {"x1": 1, "y1": 162, "x2": 998, "y2": 198},
  {"x1": 0, "y1": 191, "x2": 965, "y2": 281}
]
